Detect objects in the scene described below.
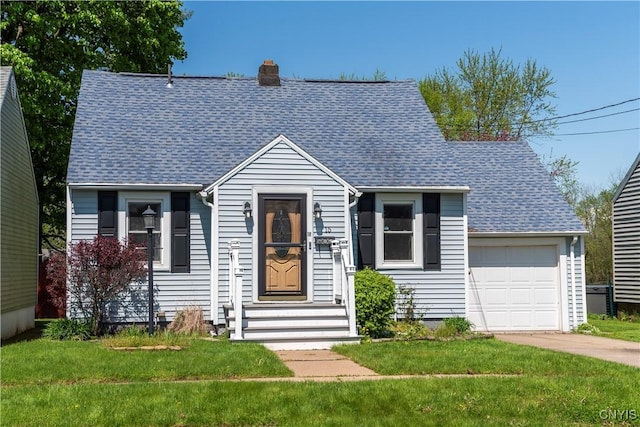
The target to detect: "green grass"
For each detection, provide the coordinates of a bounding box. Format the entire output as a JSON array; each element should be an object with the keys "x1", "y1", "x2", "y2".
[
  {"x1": 2, "y1": 377, "x2": 639, "y2": 426},
  {"x1": 2, "y1": 332, "x2": 640, "y2": 426},
  {"x1": 332, "y1": 338, "x2": 640, "y2": 376},
  {"x1": 1, "y1": 337, "x2": 292, "y2": 385},
  {"x1": 585, "y1": 314, "x2": 640, "y2": 342}
]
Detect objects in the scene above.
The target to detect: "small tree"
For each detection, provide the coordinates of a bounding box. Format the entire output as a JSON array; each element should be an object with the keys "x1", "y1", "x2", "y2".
[
  {"x1": 47, "y1": 235, "x2": 147, "y2": 335},
  {"x1": 575, "y1": 185, "x2": 617, "y2": 284}
]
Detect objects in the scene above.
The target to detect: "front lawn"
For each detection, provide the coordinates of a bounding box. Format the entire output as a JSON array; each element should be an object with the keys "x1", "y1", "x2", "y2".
[
  {"x1": 332, "y1": 338, "x2": 639, "y2": 376},
  {"x1": 585, "y1": 314, "x2": 640, "y2": 342},
  {"x1": 1, "y1": 337, "x2": 292, "y2": 386},
  {"x1": 2, "y1": 334, "x2": 639, "y2": 426},
  {"x1": 3, "y1": 375, "x2": 639, "y2": 426}
]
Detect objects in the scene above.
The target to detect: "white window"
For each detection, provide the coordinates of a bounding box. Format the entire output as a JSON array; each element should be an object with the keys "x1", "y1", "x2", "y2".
[
  {"x1": 118, "y1": 192, "x2": 171, "y2": 270},
  {"x1": 375, "y1": 194, "x2": 423, "y2": 269}
]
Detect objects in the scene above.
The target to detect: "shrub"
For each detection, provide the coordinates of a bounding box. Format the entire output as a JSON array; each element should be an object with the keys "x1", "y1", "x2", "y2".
[
  {"x1": 618, "y1": 311, "x2": 640, "y2": 323},
  {"x1": 101, "y1": 326, "x2": 189, "y2": 348},
  {"x1": 46, "y1": 235, "x2": 147, "y2": 336},
  {"x1": 43, "y1": 318, "x2": 92, "y2": 341},
  {"x1": 354, "y1": 268, "x2": 396, "y2": 338},
  {"x1": 443, "y1": 316, "x2": 474, "y2": 334},
  {"x1": 576, "y1": 322, "x2": 601, "y2": 335},
  {"x1": 390, "y1": 320, "x2": 432, "y2": 340},
  {"x1": 434, "y1": 322, "x2": 458, "y2": 339}
]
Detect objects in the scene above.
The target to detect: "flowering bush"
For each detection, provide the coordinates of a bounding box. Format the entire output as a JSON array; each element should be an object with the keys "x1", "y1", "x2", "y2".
[{"x1": 46, "y1": 235, "x2": 147, "y2": 335}]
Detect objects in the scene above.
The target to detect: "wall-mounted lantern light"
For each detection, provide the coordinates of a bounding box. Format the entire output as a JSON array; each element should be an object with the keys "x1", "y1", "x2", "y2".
[
  {"x1": 314, "y1": 202, "x2": 322, "y2": 219},
  {"x1": 243, "y1": 202, "x2": 252, "y2": 218}
]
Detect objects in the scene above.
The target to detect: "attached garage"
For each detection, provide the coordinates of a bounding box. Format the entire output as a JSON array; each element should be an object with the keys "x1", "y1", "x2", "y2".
[
  {"x1": 469, "y1": 244, "x2": 560, "y2": 331},
  {"x1": 451, "y1": 142, "x2": 587, "y2": 332},
  {"x1": 467, "y1": 237, "x2": 583, "y2": 332}
]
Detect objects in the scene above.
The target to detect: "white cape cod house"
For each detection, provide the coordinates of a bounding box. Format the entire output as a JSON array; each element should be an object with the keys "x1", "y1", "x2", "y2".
[{"x1": 66, "y1": 61, "x2": 587, "y2": 349}]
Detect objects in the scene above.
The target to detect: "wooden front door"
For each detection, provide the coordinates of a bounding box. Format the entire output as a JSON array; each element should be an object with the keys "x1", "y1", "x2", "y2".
[{"x1": 258, "y1": 194, "x2": 307, "y2": 299}]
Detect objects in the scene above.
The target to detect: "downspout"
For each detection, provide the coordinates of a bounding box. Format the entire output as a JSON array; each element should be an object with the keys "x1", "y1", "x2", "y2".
[
  {"x1": 197, "y1": 191, "x2": 216, "y2": 326},
  {"x1": 570, "y1": 236, "x2": 578, "y2": 329}
]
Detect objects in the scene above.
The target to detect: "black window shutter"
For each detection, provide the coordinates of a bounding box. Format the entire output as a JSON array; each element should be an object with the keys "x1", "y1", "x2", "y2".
[
  {"x1": 423, "y1": 193, "x2": 441, "y2": 270},
  {"x1": 357, "y1": 193, "x2": 375, "y2": 269},
  {"x1": 98, "y1": 191, "x2": 118, "y2": 237},
  {"x1": 171, "y1": 192, "x2": 190, "y2": 273}
]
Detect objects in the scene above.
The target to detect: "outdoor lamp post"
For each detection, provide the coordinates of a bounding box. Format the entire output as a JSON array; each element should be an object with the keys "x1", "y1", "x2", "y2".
[{"x1": 142, "y1": 205, "x2": 156, "y2": 335}]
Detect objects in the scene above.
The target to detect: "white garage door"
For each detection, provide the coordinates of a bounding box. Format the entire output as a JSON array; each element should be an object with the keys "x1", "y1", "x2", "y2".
[{"x1": 469, "y1": 245, "x2": 560, "y2": 331}]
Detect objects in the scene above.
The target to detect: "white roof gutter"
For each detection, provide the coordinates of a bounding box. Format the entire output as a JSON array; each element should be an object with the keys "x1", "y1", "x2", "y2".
[
  {"x1": 469, "y1": 231, "x2": 588, "y2": 238},
  {"x1": 68, "y1": 183, "x2": 204, "y2": 191},
  {"x1": 356, "y1": 185, "x2": 470, "y2": 193}
]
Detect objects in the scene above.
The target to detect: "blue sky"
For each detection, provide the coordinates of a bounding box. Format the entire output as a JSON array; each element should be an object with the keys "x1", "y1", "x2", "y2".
[{"x1": 174, "y1": 1, "x2": 640, "y2": 190}]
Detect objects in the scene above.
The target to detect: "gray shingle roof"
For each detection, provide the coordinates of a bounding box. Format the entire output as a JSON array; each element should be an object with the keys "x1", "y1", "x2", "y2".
[
  {"x1": 68, "y1": 69, "x2": 585, "y2": 234},
  {"x1": 68, "y1": 70, "x2": 463, "y2": 187},
  {"x1": 449, "y1": 141, "x2": 586, "y2": 233}
]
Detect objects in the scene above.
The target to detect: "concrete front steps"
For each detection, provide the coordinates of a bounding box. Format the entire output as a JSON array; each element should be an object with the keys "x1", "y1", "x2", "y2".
[{"x1": 224, "y1": 303, "x2": 361, "y2": 350}]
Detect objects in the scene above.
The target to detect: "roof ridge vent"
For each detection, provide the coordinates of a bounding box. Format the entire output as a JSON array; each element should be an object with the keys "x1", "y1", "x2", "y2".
[{"x1": 258, "y1": 60, "x2": 280, "y2": 86}]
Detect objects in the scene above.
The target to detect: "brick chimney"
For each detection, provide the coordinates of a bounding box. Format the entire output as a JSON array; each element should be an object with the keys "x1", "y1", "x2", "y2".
[{"x1": 258, "y1": 60, "x2": 280, "y2": 86}]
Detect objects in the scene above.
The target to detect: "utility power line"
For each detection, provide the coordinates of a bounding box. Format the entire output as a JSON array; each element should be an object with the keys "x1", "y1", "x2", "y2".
[
  {"x1": 439, "y1": 97, "x2": 640, "y2": 131},
  {"x1": 554, "y1": 108, "x2": 640, "y2": 125},
  {"x1": 549, "y1": 127, "x2": 640, "y2": 136},
  {"x1": 532, "y1": 97, "x2": 640, "y2": 124}
]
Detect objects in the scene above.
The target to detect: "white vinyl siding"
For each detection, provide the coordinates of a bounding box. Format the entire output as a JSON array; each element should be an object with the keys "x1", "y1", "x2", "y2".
[
  {"x1": 216, "y1": 139, "x2": 349, "y2": 321},
  {"x1": 613, "y1": 159, "x2": 640, "y2": 304},
  {"x1": 566, "y1": 237, "x2": 585, "y2": 328},
  {"x1": 68, "y1": 190, "x2": 211, "y2": 321},
  {"x1": 374, "y1": 193, "x2": 466, "y2": 319}
]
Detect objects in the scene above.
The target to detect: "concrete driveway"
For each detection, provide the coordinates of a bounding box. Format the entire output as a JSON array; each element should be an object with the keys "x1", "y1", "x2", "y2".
[{"x1": 496, "y1": 333, "x2": 640, "y2": 368}]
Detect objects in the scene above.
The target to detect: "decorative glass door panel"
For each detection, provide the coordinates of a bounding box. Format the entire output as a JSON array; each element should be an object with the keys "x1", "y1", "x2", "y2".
[{"x1": 259, "y1": 195, "x2": 306, "y2": 298}]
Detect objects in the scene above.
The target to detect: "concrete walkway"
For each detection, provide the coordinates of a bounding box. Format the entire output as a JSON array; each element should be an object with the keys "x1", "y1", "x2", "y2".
[
  {"x1": 271, "y1": 349, "x2": 519, "y2": 382},
  {"x1": 496, "y1": 333, "x2": 640, "y2": 368},
  {"x1": 275, "y1": 349, "x2": 381, "y2": 381}
]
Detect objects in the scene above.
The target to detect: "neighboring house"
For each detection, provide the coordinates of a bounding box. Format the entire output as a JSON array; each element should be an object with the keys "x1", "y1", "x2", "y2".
[
  {"x1": 1, "y1": 66, "x2": 39, "y2": 339},
  {"x1": 66, "y1": 61, "x2": 587, "y2": 349},
  {"x1": 612, "y1": 153, "x2": 640, "y2": 313}
]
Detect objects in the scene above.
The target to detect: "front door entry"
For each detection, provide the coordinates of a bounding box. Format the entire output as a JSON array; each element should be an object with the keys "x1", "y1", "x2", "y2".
[{"x1": 258, "y1": 194, "x2": 306, "y2": 299}]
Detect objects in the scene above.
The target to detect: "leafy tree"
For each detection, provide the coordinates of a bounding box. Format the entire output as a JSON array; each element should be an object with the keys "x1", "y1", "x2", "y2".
[
  {"x1": 0, "y1": 1, "x2": 189, "y2": 249},
  {"x1": 339, "y1": 68, "x2": 387, "y2": 81},
  {"x1": 419, "y1": 48, "x2": 557, "y2": 141},
  {"x1": 575, "y1": 185, "x2": 618, "y2": 284},
  {"x1": 46, "y1": 235, "x2": 147, "y2": 335},
  {"x1": 542, "y1": 151, "x2": 581, "y2": 209}
]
